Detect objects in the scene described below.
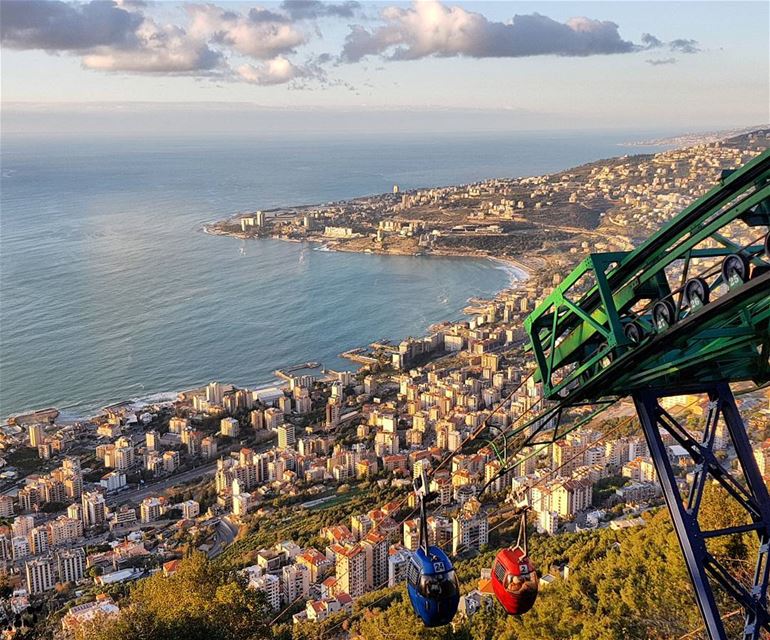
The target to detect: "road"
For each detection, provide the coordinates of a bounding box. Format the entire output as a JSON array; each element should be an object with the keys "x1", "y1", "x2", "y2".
[
  {"x1": 106, "y1": 462, "x2": 218, "y2": 506},
  {"x1": 208, "y1": 516, "x2": 238, "y2": 558}
]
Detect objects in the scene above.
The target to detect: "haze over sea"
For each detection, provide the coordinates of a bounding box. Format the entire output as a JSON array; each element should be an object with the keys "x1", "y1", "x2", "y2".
[{"x1": 0, "y1": 130, "x2": 670, "y2": 420}]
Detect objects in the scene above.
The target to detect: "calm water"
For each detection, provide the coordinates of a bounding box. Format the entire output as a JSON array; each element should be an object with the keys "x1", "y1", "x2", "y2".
[{"x1": 0, "y1": 131, "x2": 665, "y2": 419}]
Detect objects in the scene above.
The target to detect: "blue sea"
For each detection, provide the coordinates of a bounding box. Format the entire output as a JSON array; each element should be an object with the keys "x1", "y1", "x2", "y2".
[{"x1": 0, "y1": 130, "x2": 668, "y2": 419}]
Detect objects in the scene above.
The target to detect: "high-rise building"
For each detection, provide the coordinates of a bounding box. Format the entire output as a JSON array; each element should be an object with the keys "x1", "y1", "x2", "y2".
[
  {"x1": 206, "y1": 382, "x2": 225, "y2": 406},
  {"x1": 61, "y1": 459, "x2": 84, "y2": 499},
  {"x1": 144, "y1": 450, "x2": 163, "y2": 475},
  {"x1": 67, "y1": 503, "x2": 82, "y2": 522},
  {"x1": 351, "y1": 514, "x2": 373, "y2": 541},
  {"x1": 81, "y1": 491, "x2": 106, "y2": 528},
  {"x1": 18, "y1": 485, "x2": 40, "y2": 512},
  {"x1": 0, "y1": 495, "x2": 14, "y2": 518},
  {"x1": 12, "y1": 536, "x2": 30, "y2": 561},
  {"x1": 28, "y1": 526, "x2": 50, "y2": 555},
  {"x1": 25, "y1": 557, "x2": 55, "y2": 594},
  {"x1": 326, "y1": 399, "x2": 341, "y2": 429},
  {"x1": 537, "y1": 510, "x2": 559, "y2": 535},
  {"x1": 28, "y1": 424, "x2": 44, "y2": 448},
  {"x1": 145, "y1": 430, "x2": 160, "y2": 451},
  {"x1": 180, "y1": 500, "x2": 200, "y2": 520},
  {"x1": 100, "y1": 471, "x2": 126, "y2": 493},
  {"x1": 281, "y1": 563, "x2": 310, "y2": 605},
  {"x1": 277, "y1": 423, "x2": 296, "y2": 450},
  {"x1": 336, "y1": 544, "x2": 366, "y2": 598},
  {"x1": 387, "y1": 547, "x2": 412, "y2": 587},
  {"x1": 232, "y1": 491, "x2": 252, "y2": 517},
  {"x1": 114, "y1": 445, "x2": 135, "y2": 471},
  {"x1": 402, "y1": 519, "x2": 419, "y2": 552},
  {"x1": 0, "y1": 537, "x2": 10, "y2": 563},
  {"x1": 49, "y1": 516, "x2": 83, "y2": 545},
  {"x1": 296, "y1": 548, "x2": 333, "y2": 584},
  {"x1": 551, "y1": 478, "x2": 593, "y2": 518},
  {"x1": 56, "y1": 548, "x2": 85, "y2": 584},
  {"x1": 249, "y1": 573, "x2": 279, "y2": 610},
  {"x1": 40, "y1": 477, "x2": 66, "y2": 504},
  {"x1": 361, "y1": 531, "x2": 388, "y2": 591},
  {"x1": 168, "y1": 416, "x2": 189, "y2": 434},
  {"x1": 162, "y1": 451, "x2": 180, "y2": 473},
  {"x1": 201, "y1": 436, "x2": 218, "y2": 459},
  {"x1": 250, "y1": 409, "x2": 264, "y2": 430},
  {"x1": 139, "y1": 497, "x2": 164, "y2": 523},
  {"x1": 264, "y1": 407, "x2": 283, "y2": 430},
  {"x1": 220, "y1": 417, "x2": 240, "y2": 438},
  {"x1": 12, "y1": 515, "x2": 35, "y2": 538},
  {"x1": 451, "y1": 499, "x2": 488, "y2": 555}
]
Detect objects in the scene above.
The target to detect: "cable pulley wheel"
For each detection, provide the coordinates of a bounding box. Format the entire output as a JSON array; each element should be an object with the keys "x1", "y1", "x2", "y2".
[
  {"x1": 652, "y1": 298, "x2": 677, "y2": 331},
  {"x1": 721, "y1": 253, "x2": 750, "y2": 286},
  {"x1": 623, "y1": 321, "x2": 645, "y2": 344},
  {"x1": 684, "y1": 277, "x2": 710, "y2": 309}
]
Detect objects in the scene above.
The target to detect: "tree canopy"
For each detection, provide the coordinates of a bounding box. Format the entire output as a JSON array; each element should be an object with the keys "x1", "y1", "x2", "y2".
[{"x1": 76, "y1": 553, "x2": 272, "y2": 640}]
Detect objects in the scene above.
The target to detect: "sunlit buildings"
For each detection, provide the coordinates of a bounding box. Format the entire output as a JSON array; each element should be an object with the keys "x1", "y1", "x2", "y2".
[
  {"x1": 81, "y1": 491, "x2": 106, "y2": 528},
  {"x1": 25, "y1": 557, "x2": 55, "y2": 594}
]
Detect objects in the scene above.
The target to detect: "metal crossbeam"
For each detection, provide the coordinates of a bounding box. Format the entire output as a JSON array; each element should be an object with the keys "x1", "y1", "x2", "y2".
[
  {"x1": 525, "y1": 150, "x2": 770, "y2": 402},
  {"x1": 633, "y1": 384, "x2": 770, "y2": 640}
]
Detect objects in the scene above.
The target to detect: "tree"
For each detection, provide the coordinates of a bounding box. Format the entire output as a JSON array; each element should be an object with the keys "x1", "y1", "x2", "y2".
[
  {"x1": 354, "y1": 594, "x2": 457, "y2": 640},
  {"x1": 698, "y1": 481, "x2": 754, "y2": 563},
  {"x1": 0, "y1": 573, "x2": 12, "y2": 599},
  {"x1": 77, "y1": 553, "x2": 272, "y2": 640},
  {"x1": 354, "y1": 511, "x2": 706, "y2": 640}
]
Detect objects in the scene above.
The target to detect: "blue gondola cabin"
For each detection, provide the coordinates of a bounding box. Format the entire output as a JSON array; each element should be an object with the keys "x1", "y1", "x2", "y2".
[{"x1": 407, "y1": 546, "x2": 460, "y2": 627}]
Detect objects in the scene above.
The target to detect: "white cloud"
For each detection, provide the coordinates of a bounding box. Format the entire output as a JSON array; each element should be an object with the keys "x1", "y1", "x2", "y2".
[
  {"x1": 1, "y1": 0, "x2": 700, "y2": 88},
  {"x1": 237, "y1": 57, "x2": 307, "y2": 85},
  {"x1": 187, "y1": 4, "x2": 306, "y2": 60},
  {"x1": 82, "y1": 19, "x2": 221, "y2": 73},
  {"x1": 342, "y1": 1, "x2": 648, "y2": 62}
]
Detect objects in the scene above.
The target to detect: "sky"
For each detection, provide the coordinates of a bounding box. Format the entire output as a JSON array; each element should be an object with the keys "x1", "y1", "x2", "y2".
[{"x1": 1, "y1": 1, "x2": 768, "y2": 134}]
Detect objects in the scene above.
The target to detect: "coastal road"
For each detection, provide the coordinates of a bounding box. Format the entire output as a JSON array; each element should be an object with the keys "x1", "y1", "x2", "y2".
[{"x1": 106, "y1": 462, "x2": 218, "y2": 506}]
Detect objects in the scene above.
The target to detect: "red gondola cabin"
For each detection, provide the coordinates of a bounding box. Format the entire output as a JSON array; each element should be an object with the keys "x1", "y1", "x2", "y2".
[{"x1": 491, "y1": 546, "x2": 539, "y2": 615}]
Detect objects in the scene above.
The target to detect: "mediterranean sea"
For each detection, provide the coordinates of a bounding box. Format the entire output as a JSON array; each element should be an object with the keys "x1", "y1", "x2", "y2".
[{"x1": 0, "y1": 130, "x2": 669, "y2": 419}]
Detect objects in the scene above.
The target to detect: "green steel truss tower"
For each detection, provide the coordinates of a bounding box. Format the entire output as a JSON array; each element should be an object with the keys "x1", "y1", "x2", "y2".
[{"x1": 523, "y1": 149, "x2": 770, "y2": 639}]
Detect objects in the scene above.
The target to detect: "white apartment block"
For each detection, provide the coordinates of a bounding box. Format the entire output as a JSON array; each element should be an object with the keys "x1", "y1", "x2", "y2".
[{"x1": 26, "y1": 557, "x2": 55, "y2": 594}]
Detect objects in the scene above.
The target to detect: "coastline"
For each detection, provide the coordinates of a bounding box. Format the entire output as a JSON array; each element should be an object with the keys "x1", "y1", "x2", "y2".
[
  {"x1": 204, "y1": 222, "x2": 533, "y2": 284},
  {"x1": 7, "y1": 242, "x2": 526, "y2": 425},
  {"x1": 7, "y1": 126, "x2": 766, "y2": 426}
]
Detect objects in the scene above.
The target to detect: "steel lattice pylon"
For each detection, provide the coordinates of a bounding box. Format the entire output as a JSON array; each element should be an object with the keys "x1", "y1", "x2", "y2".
[{"x1": 634, "y1": 385, "x2": 770, "y2": 639}]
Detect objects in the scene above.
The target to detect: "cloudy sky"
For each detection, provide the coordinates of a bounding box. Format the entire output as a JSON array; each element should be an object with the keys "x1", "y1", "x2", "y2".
[{"x1": 1, "y1": 1, "x2": 768, "y2": 132}]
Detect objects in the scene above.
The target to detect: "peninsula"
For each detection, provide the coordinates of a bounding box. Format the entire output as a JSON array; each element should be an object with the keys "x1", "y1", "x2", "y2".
[
  {"x1": 3, "y1": 129, "x2": 769, "y2": 640},
  {"x1": 207, "y1": 129, "x2": 769, "y2": 289}
]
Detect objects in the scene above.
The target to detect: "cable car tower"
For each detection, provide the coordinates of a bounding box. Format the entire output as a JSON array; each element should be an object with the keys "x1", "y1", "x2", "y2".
[{"x1": 523, "y1": 149, "x2": 770, "y2": 639}]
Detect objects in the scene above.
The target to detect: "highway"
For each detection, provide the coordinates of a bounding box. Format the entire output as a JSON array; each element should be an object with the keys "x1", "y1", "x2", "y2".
[{"x1": 106, "y1": 462, "x2": 218, "y2": 506}]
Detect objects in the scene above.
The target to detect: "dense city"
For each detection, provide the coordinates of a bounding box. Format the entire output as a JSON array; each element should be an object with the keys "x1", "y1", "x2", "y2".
[{"x1": 2, "y1": 129, "x2": 770, "y2": 639}]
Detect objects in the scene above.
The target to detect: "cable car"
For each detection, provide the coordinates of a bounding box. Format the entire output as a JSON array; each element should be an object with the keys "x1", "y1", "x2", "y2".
[
  {"x1": 407, "y1": 546, "x2": 460, "y2": 627},
  {"x1": 491, "y1": 507, "x2": 539, "y2": 615},
  {"x1": 407, "y1": 471, "x2": 460, "y2": 627}
]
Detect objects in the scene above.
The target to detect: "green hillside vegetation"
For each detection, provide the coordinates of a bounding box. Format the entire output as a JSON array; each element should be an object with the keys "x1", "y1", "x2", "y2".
[
  {"x1": 73, "y1": 484, "x2": 753, "y2": 640},
  {"x1": 217, "y1": 481, "x2": 403, "y2": 570},
  {"x1": 345, "y1": 484, "x2": 754, "y2": 640},
  {"x1": 74, "y1": 553, "x2": 272, "y2": 640}
]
